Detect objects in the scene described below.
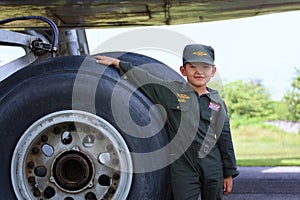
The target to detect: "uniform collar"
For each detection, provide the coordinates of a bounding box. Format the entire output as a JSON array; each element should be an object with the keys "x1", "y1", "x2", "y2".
[
  {"x1": 179, "y1": 84, "x2": 222, "y2": 102},
  {"x1": 206, "y1": 87, "x2": 222, "y2": 103}
]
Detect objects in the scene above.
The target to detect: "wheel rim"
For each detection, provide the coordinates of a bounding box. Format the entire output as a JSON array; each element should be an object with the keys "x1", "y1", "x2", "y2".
[{"x1": 11, "y1": 110, "x2": 133, "y2": 200}]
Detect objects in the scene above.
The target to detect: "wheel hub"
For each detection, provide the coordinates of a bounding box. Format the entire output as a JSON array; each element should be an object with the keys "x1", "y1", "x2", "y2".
[
  {"x1": 52, "y1": 150, "x2": 94, "y2": 192},
  {"x1": 11, "y1": 110, "x2": 133, "y2": 200}
]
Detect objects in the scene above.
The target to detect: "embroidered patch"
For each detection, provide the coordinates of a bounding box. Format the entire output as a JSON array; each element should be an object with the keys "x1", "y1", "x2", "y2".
[
  {"x1": 177, "y1": 93, "x2": 190, "y2": 103},
  {"x1": 208, "y1": 102, "x2": 220, "y2": 111},
  {"x1": 193, "y1": 51, "x2": 208, "y2": 57}
]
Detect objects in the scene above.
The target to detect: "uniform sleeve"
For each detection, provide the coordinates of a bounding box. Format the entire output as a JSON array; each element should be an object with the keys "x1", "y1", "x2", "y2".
[
  {"x1": 118, "y1": 61, "x2": 169, "y2": 105},
  {"x1": 217, "y1": 104, "x2": 239, "y2": 178},
  {"x1": 118, "y1": 61, "x2": 134, "y2": 76}
]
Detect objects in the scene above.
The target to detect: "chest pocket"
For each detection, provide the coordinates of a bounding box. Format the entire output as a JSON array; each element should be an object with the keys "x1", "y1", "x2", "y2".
[
  {"x1": 201, "y1": 108, "x2": 226, "y2": 138},
  {"x1": 201, "y1": 110, "x2": 213, "y2": 123},
  {"x1": 169, "y1": 102, "x2": 200, "y2": 134},
  {"x1": 200, "y1": 109, "x2": 222, "y2": 133},
  {"x1": 170, "y1": 103, "x2": 190, "y2": 112}
]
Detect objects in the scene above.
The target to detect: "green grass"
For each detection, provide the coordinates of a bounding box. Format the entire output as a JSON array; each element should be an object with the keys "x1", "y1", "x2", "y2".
[{"x1": 231, "y1": 125, "x2": 300, "y2": 166}]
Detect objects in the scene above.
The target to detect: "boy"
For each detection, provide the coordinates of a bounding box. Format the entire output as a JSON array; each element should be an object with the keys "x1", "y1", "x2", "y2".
[{"x1": 95, "y1": 44, "x2": 239, "y2": 200}]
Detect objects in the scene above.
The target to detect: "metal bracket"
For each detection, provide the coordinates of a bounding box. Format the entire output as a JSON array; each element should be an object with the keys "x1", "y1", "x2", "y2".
[
  {"x1": 0, "y1": 51, "x2": 38, "y2": 82},
  {"x1": 0, "y1": 29, "x2": 53, "y2": 81},
  {"x1": 0, "y1": 29, "x2": 39, "y2": 47}
]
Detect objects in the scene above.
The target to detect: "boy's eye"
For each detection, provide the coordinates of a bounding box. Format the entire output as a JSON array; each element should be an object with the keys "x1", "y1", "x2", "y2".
[{"x1": 190, "y1": 65, "x2": 210, "y2": 69}]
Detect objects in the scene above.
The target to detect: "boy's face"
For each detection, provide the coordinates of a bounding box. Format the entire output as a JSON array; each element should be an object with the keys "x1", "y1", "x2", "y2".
[{"x1": 180, "y1": 62, "x2": 216, "y2": 89}]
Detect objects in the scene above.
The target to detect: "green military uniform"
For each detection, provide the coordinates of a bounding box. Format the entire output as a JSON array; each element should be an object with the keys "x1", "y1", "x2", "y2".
[{"x1": 117, "y1": 61, "x2": 239, "y2": 200}]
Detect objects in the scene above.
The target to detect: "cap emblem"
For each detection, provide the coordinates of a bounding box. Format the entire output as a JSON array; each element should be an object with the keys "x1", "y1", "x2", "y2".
[{"x1": 193, "y1": 51, "x2": 208, "y2": 57}]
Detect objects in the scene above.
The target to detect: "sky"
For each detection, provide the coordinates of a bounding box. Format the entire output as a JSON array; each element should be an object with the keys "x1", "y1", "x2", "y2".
[
  {"x1": 1, "y1": 10, "x2": 300, "y2": 100},
  {"x1": 86, "y1": 10, "x2": 300, "y2": 101}
]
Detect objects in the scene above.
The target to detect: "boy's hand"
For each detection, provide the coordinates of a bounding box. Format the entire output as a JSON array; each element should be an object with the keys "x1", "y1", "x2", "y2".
[
  {"x1": 95, "y1": 55, "x2": 120, "y2": 68},
  {"x1": 223, "y1": 176, "x2": 233, "y2": 195}
]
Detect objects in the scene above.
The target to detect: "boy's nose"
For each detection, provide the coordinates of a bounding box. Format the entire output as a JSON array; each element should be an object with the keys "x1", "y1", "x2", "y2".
[{"x1": 195, "y1": 67, "x2": 204, "y2": 73}]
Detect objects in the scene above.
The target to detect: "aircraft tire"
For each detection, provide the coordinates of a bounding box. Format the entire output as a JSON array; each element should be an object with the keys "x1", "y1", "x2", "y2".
[{"x1": 0, "y1": 52, "x2": 181, "y2": 200}]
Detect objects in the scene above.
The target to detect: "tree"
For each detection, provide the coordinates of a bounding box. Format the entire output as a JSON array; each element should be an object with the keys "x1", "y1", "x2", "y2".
[
  {"x1": 223, "y1": 80, "x2": 274, "y2": 119},
  {"x1": 284, "y1": 68, "x2": 300, "y2": 121}
]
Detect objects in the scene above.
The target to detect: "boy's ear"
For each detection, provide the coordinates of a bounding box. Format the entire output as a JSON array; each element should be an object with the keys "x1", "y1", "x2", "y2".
[
  {"x1": 180, "y1": 66, "x2": 186, "y2": 76},
  {"x1": 212, "y1": 66, "x2": 217, "y2": 77}
]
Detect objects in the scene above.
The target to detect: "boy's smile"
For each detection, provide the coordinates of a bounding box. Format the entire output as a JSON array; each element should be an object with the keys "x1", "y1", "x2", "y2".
[{"x1": 180, "y1": 62, "x2": 216, "y2": 95}]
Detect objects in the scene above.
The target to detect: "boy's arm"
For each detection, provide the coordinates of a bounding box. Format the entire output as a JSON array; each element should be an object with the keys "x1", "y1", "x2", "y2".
[
  {"x1": 95, "y1": 55, "x2": 167, "y2": 105},
  {"x1": 217, "y1": 108, "x2": 239, "y2": 179}
]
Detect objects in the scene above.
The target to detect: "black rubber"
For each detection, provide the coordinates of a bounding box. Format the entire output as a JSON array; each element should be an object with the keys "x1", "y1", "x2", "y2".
[{"x1": 0, "y1": 52, "x2": 182, "y2": 200}]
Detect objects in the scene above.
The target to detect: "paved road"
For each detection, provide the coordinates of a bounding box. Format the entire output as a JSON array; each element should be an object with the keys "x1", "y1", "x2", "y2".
[{"x1": 223, "y1": 166, "x2": 300, "y2": 200}]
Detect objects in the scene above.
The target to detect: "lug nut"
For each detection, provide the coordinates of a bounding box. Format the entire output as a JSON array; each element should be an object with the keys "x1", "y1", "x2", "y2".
[
  {"x1": 106, "y1": 144, "x2": 114, "y2": 152},
  {"x1": 41, "y1": 135, "x2": 48, "y2": 143},
  {"x1": 28, "y1": 176, "x2": 35, "y2": 184},
  {"x1": 113, "y1": 173, "x2": 120, "y2": 180},
  {"x1": 97, "y1": 133, "x2": 104, "y2": 140},
  {"x1": 27, "y1": 161, "x2": 35, "y2": 169},
  {"x1": 32, "y1": 147, "x2": 40, "y2": 154},
  {"x1": 108, "y1": 187, "x2": 116, "y2": 194},
  {"x1": 33, "y1": 189, "x2": 41, "y2": 197},
  {"x1": 53, "y1": 127, "x2": 61, "y2": 134},
  {"x1": 112, "y1": 158, "x2": 119, "y2": 165}
]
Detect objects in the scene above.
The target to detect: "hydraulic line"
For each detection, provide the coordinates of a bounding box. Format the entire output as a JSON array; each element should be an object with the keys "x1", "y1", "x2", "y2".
[{"x1": 0, "y1": 16, "x2": 59, "y2": 57}]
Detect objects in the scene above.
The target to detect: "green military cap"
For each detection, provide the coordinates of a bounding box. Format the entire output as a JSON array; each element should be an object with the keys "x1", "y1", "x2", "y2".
[{"x1": 183, "y1": 44, "x2": 215, "y2": 66}]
